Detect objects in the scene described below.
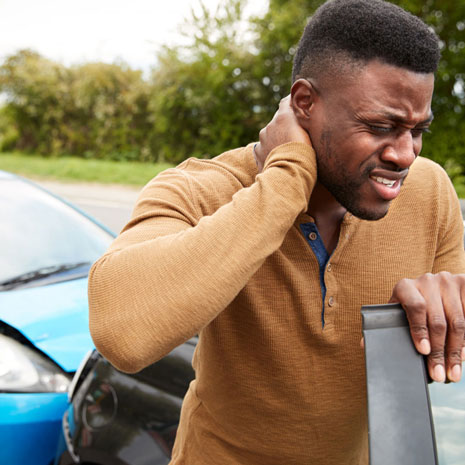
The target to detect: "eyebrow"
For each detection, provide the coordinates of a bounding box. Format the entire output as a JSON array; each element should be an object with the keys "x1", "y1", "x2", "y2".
[{"x1": 377, "y1": 111, "x2": 434, "y2": 126}]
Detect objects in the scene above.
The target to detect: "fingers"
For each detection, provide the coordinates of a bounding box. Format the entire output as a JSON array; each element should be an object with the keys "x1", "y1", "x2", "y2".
[
  {"x1": 391, "y1": 278, "x2": 432, "y2": 355},
  {"x1": 441, "y1": 274, "x2": 465, "y2": 382},
  {"x1": 391, "y1": 273, "x2": 465, "y2": 383},
  {"x1": 278, "y1": 95, "x2": 292, "y2": 109},
  {"x1": 461, "y1": 283, "x2": 465, "y2": 362},
  {"x1": 254, "y1": 95, "x2": 311, "y2": 173},
  {"x1": 463, "y1": 334, "x2": 465, "y2": 362}
]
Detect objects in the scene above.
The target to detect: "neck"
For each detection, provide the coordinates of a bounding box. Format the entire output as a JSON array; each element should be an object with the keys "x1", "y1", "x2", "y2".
[
  {"x1": 307, "y1": 182, "x2": 347, "y2": 254},
  {"x1": 308, "y1": 182, "x2": 346, "y2": 224}
]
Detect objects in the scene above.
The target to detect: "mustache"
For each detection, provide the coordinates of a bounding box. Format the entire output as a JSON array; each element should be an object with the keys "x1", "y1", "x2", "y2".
[{"x1": 362, "y1": 160, "x2": 409, "y2": 177}]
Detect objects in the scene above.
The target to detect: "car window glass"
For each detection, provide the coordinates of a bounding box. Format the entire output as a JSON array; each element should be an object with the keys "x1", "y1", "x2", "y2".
[
  {"x1": 0, "y1": 179, "x2": 113, "y2": 283},
  {"x1": 429, "y1": 377, "x2": 465, "y2": 465}
]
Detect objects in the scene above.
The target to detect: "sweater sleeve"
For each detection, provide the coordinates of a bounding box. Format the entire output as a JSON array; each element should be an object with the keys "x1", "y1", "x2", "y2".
[
  {"x1": 432, "y1": 166, "x2": 465, "y2": 274},
  {"x1": 88, "y1": 142, "x2": 317, "y2": 372}
]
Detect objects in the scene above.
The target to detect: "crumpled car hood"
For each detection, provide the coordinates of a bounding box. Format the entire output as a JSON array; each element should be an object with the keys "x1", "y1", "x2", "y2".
[{"x1": 0, "y1": 277, "x2": 94, "y2": 372}]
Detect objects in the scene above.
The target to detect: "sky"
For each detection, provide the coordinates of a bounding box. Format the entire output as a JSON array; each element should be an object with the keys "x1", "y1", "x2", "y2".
[{"x1": 0, "y1": 0, "x2": 268, "y2": 72}]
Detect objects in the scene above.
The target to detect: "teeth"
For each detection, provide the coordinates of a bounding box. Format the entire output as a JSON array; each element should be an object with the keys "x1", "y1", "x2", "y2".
[{"x1": 372, "y1": 176, "x2": 396, "y2": 188}]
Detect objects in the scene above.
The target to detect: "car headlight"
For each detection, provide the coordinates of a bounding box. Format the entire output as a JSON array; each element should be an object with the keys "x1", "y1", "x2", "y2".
[{"x1": 0, "y1": 334, "x2": 71, "y2": 392}]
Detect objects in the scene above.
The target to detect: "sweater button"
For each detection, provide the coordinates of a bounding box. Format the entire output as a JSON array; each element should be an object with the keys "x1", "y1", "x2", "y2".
[
  {"x1": 328, "y1": 296, "x2": 335, "y2": 307},
  {"x1": 309, "y1": 232, "x2": 317, "y2": 240},
  {"x1": 327, "y1": 263, "x2": 332, "y2": 272}
]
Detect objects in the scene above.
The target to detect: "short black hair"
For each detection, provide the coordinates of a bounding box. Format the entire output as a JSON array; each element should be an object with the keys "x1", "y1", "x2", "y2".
[{"x1": 292, "y1": 0, "x2": 440, "y2": 82}]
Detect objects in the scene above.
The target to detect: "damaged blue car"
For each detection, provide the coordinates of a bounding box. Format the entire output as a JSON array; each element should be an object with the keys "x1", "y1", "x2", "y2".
[{"x1": 0, "y1": 171, "x2": 114, "y2": 465}]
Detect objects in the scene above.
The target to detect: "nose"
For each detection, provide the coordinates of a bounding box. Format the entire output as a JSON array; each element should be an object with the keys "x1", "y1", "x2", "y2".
[{"x1": 380, "y1": 131, "x2": 417, "y2": 170}]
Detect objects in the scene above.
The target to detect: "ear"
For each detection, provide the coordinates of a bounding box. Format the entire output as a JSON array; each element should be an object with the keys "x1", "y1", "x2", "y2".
[{"x1": 290, "y1": 79, "x2": 317, "y2": 121}]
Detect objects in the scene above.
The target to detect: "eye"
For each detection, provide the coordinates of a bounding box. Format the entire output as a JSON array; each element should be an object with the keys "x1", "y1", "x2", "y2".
[
  {"x1": 411, "y1": 127, "x2": 431, "y2": 137},
  {"x1": 368, "y1": 125, "x2": 392, "y2": 134}
]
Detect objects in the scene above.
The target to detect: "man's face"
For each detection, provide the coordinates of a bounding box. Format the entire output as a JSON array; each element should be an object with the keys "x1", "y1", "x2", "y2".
[{"x1": 308, "y1": 61, "x2": 434, "y2": 221}]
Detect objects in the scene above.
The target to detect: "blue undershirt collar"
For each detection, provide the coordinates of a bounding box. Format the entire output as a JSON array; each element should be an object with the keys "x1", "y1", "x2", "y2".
[{"x1": 299, "y1": 222, "x2": 330, "y2": 327}]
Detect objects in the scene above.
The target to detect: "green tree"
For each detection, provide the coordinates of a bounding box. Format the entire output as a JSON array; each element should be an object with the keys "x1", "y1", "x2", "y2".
[
  {"x1": 250, "y1": 0, "x2": 316, "y2": 116},
  {"x1": 148, "y1": 0, "x2": 263, "y2": 162}
]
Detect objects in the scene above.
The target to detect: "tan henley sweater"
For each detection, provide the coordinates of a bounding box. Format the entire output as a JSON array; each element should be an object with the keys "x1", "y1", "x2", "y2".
[{"x1": 88, "y1": 142, "x2": 465, "y2": 465}]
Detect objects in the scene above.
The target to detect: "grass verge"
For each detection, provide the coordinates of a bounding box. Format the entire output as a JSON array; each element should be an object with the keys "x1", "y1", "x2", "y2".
[
  {"x1": 1, "y1": 151, "x2": 464, "y2": 205},
  {"x1": 0, "y1": 152, "x2": 174, "y2": 186}
]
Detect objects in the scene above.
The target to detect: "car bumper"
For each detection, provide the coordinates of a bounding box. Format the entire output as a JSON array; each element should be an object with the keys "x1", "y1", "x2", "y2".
[{"x1": 0, "y1": 392, "x2": 68, "y2": 465}]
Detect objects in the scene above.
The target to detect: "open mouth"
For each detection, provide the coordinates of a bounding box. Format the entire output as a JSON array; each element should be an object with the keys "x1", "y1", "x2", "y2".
[
  {"x1": 370, "y1": 176, "x2": 397, "y2": 188},
  {"x1": 368, "y1": 174, "x2": 403, "y2": 201}
]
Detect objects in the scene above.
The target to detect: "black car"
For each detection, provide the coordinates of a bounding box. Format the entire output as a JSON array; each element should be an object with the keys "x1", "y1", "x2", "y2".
[{"x1": 55, "y1": 339, "x2": 196, "y2": 465}]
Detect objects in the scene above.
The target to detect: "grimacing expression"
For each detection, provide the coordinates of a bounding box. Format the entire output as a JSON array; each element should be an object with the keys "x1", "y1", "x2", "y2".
[{"x1": 308, "y1": 61, "x2": 435, "y2": 220}]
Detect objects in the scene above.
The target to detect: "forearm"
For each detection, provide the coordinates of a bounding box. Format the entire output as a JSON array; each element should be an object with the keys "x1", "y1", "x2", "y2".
[{"x1": 88, "y1": 143, "x2": 316, "y2": 372}]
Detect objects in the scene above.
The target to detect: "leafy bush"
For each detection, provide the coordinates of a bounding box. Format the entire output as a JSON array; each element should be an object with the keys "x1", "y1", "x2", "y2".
[{"x1": 0, "y1": 50, "x2": 154, "y2": 161}]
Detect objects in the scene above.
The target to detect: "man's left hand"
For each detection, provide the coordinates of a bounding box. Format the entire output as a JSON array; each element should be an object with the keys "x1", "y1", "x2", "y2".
[{"x1": 390, "y1": 272, "x2": 465, "y2": 382}]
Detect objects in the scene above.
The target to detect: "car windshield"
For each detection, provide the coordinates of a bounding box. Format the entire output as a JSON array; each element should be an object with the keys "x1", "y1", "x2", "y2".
[
  {"x1": 429, "y1": 377, "x2": 465, "y2": 464},
  {"x1": 0, "y1": 177, "x2": 113, "y2": 285}
]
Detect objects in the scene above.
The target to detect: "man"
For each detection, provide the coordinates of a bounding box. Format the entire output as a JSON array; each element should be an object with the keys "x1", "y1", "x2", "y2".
[{"x1": 88, "y1": 0, "x2": 465, "y2": 463}]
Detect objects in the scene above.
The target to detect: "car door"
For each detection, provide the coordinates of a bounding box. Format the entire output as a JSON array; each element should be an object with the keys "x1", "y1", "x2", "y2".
[{"x1": 362, "y1": 303, "x2": 465, "y2": 465}]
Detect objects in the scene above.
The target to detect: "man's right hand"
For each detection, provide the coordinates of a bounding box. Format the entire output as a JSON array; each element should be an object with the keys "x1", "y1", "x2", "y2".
[{"x1": 254, "y1": 95, "x2": 312, "y2": 173}]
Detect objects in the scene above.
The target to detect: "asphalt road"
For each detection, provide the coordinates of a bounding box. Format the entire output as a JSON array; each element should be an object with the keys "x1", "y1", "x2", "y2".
[
  {"x1": 37, "y1": 180, "x2": 142, "y2": 234},
  {"x1": 37, "y1": 180, "x2": 465, "y2": 234}
]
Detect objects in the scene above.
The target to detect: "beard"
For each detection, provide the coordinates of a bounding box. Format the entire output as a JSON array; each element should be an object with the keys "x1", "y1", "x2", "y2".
[{"x1": 315, "y1": 130, "x2": 391, "y2": 221}]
